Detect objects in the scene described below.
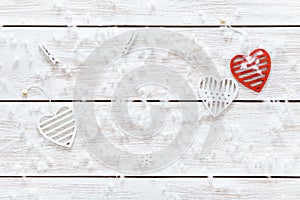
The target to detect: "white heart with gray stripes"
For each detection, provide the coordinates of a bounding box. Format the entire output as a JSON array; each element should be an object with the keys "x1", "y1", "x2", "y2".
[
  {"x1": 37, "y1": 106, "x2": 76, "y2": 148},
  {"x1": 198, "y1": 77, "x2": 239, "y2": 117}
]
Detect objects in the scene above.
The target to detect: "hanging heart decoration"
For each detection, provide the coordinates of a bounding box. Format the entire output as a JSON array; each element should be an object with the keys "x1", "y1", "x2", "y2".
[
  {"x1": 230, "y1": 48, "x2": 271, "y2": 93},
  {"x1": 198, "y1": 77, "x2": 239, "y2": 117},
  {"x1": 37, "y1": 106, "x2": 76, "y2": 148}
]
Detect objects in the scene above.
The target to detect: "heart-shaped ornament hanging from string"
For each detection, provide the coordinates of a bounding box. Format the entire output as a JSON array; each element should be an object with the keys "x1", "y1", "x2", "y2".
[
  {"x1": 198, "y1": 77, "x2": 239, "y2": 117},
  {"x1": 22, "y1": 86, "x2": 77, "y2": 148},
  {"x1": 230, "y1": 48, "x2": 271, "y2": 93}
]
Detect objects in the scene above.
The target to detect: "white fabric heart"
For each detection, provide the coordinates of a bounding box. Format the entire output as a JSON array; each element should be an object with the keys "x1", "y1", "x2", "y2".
[
  {"x1": 37, "y1": 106, "x2": 76, "y2": 148},
  {"x1": 198, "y1": 77, "x2": 239, "y2": 117}
]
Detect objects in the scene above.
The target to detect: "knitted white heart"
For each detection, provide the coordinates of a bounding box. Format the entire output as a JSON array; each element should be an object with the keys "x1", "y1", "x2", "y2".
[
  {"x1": 37, "y1": 106, "x2": 76, "y2": 148},
  {"x1": 198, "y1": 77, "x2": 239, "y2": 117}
]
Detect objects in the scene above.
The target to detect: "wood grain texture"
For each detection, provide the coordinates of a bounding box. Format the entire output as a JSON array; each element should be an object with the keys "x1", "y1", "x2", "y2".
[
  {"x1": 0, "y1": 178, "x2": 299, "y2": 199},
  {"x1": 0, "y1": 102, "x2": 299, "y2": 175},
  {"x1": 1, "y1": 0, "x2": 299, "y2": 198},
  {"x1": 1, "y1": 0, "x2": 300, "y2": 25},
  {"x1": 0, "y1": 27, "x2": 299, "y2": 100}
]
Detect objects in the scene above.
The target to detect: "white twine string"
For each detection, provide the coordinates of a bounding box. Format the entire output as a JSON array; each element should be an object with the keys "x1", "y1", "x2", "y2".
[
  {"x1": 220, "y1": 19, "x2": 252, "y2": 53},
  {"x1": 24, "y1": 86, "x2": 54, "y2": 114}
]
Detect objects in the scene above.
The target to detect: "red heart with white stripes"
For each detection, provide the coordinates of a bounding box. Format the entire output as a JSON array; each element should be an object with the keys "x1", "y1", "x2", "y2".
[{"x1": 230, "y1": 49, "x2": 271, "y2": 93}]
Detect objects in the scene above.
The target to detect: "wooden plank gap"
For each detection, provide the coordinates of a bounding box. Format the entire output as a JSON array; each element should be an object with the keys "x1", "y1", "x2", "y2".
[
  {"x1": 0, "y1": 100, "x2": 299, "y2": 103},
  {"x1": 2, "y1": 25, "x2": 300, "y2": 28}
]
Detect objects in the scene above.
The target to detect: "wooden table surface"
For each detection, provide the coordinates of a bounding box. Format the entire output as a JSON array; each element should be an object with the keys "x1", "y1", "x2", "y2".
[{"x1": 0, "y1": 0, "x2": 299, "y2": 199}]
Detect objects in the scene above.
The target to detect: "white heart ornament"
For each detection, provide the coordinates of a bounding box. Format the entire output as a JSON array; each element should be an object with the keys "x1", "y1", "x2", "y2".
[
  {"x1": 198, "y1": 77, "x2": 239, "y2": 117},
  {"x1": 37, "y1": 106, "x2": 76, "y2": 148}
]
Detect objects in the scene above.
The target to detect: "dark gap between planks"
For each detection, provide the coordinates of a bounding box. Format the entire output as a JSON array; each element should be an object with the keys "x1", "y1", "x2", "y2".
[
  {"x1": 0, "y1": 175, "x2": 299, "y2": 179},
  {"x1": 2, "y1": 25, "x2": 300, "y2": 28},
  {"x1": 0, "y1": 100, "x2": 299, "y2": 103}
]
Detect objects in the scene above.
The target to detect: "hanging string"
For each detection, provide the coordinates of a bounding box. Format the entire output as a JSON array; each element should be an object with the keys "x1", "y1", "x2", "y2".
[
  {"x1": 21, "y1": 85, "x2": 54, "y2": 114},
  {"x1": 220, "y1": 18, "x2": 252, "y2": 53}
]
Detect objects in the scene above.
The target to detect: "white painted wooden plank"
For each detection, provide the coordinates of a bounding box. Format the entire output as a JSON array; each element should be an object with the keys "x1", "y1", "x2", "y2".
[
  {"x1": 0, "y1": 102, "x2": 299, "y2": 175},
  {"x1": 0, "y1": 178, "x2": 299, "y2": 199},
  {"x1": 0, "y1": 27, "x2": 299, "y2": 100},
  {"x1": 1, "y1": 0, "x2": 300, "y2": 25}
]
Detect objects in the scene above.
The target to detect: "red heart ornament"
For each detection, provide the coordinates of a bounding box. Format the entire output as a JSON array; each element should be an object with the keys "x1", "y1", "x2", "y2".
[{"x1": 230, "y1": 49, "x2": 271, "y2": 93}]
